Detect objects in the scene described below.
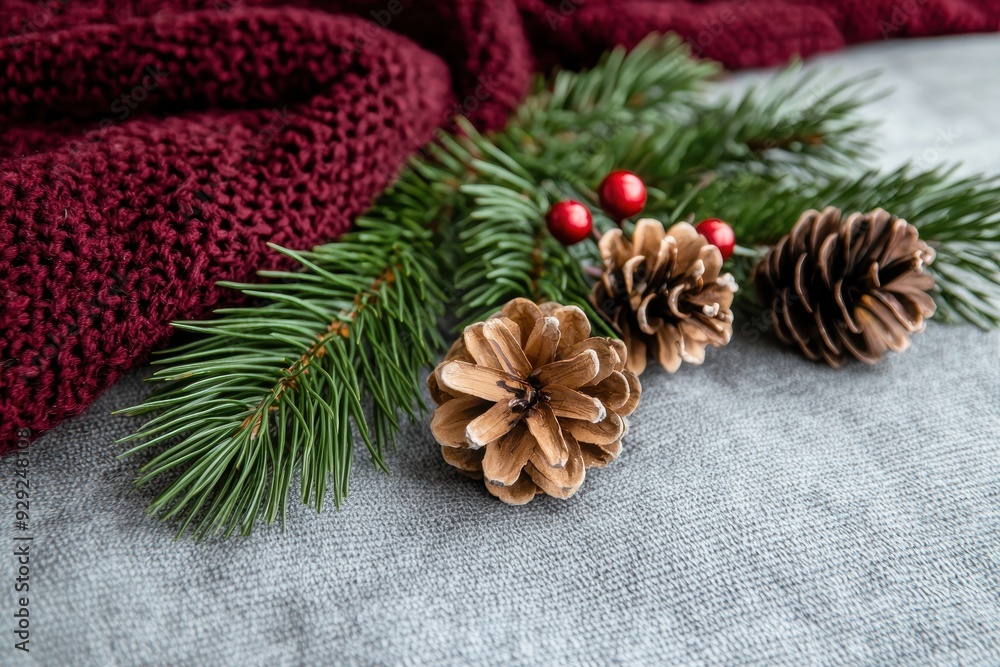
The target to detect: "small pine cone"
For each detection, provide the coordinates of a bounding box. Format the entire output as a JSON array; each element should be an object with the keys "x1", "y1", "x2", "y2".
[
  {"x1": 590, "y1": 219, "x2": 738, "y2": 375},
  {"x1": 427, "y1": 299, "x2": 641, "y2": 505},
  {"x1": 752, "y1": 207, "x2": 937, "y2": 367}
]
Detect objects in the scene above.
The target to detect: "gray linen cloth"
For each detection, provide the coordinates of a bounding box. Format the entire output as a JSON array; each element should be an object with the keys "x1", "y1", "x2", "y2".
[{"x1": 3, "y1": 34, "x2": 1000, "y2": 667}]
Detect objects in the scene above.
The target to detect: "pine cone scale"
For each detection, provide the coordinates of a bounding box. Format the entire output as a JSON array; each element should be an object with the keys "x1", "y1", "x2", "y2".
[
  {"x1": 430, "y1": 396, "x2": 490, "y2": 447},
  {"x1": 442, "y1": 446, "x2": 484, "y2": 476},
  {"x1": 546, "y1": 384, "x2": 607, "y2": 422},
  {"x1": 636, "y1": 293, "x2": 663, "y2": 334},
  {"x1": 482, "y1": 423, "x2": 534, "y2": 487},
  {"x1": 525, "y1": 403, "x2": 569, "y2": 468},
  {"x1": 482, "y1": 319, "x2": 533, "y2": 377},
  {"x1": 530, "y1": 350, "x2": 599, "y2": 387},
  {"x1": 561, "y1": 338, "x2": 619, "y2": 384},
  {"x1": 775, "y1": 294, "x2": 812, "y2": 352},
  {"x1": 633, "y1": 220, "x2": 668, "y2": 262},
  {"x1": 438, "y1": 361, "x2": 532, "y2": 404},
  {"x1": 580, "y1": 371, "x2": 631, "y2": 411},
  {"x1": 466, "y1": 400, "x2": 523, "y2": 448},
  {"x1": 523, "y1": 316, "x2": 560, "y2": 368},
  {"x1": 833, "y1": 279, "x2": 861, "y2": 333},
  {"x1": 581, "y1": 439, "x2": 622, "y2": 469},
  {"x1": 814, "y1": 307, "x2": 842, "y2": 354},
  {"x1": 526, "y1": 436, "x2": 585, "y2": 499},
  {"x1": 873, "y1": 289, "x2": 924, "y2": 330},
  {"x1": 860, "y1": 295, "x2": 910, "y2": 350},
  {"x1": 564, "y1": 412, "x2": 625, "y2": 445},
  {"x1": 463, "y1": 322, "x2": 504, "y2": 369},
  {"x1": 792, "y1": 254, "x2": 814, "y2": 312},
  {"x1": 538, "y1": 301, "x2": 591, "y2": 350},
  {"x1": 619, "y1": 320, "x2": 648, "y2": 375},
  {"x1": 656, "y1": 325, "x2": 683, "y2": 371},
  {"x1": 486, "y1": 474, "x2": 536, "y2": 505}
]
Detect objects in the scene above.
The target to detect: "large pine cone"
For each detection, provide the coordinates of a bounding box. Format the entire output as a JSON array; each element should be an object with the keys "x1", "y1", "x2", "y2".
[
  {"x1": 752, "y1": 207, "x2": 937, "y2": 367},
  {"x1": 590, "y1": 219, "x2": 738, "y2": 375},
  {"x1": 428, "y1": 299, "x2": 641, "y2": 505}
]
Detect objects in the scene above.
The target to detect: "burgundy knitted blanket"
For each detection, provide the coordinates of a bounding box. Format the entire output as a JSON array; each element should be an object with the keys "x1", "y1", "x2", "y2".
[{"x1": 2, "y1": 0, "x2": 999, "y2": 449}]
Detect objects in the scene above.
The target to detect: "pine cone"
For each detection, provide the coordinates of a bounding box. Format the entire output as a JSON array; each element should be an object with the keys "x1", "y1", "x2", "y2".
[
  {"x1": 428, "y1": 299, "x2": 641, "y2": 505},
  {"x1": 590, "y1": 219, "x2": 738, "y2": 375},
  {"x1": 752, "y1": 207, "x2": 937, "y2": 367}
]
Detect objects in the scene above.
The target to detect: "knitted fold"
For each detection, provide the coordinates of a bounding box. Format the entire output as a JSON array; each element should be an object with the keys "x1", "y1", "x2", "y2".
[{"x1": 2, "y1": 0, "x2": 1000, "y2": 447}]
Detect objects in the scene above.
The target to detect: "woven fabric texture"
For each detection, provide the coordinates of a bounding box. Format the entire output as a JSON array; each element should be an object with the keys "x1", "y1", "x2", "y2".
[
  {"x1": 9, "y1": 323, "x2": 1000, "y2": 666},
  {"x1": 6, "y1": 33, "x2": 1000, "y2": 666},
  {"x1": 3, "y1": 0, "x2": 1000, "y2": 447}
]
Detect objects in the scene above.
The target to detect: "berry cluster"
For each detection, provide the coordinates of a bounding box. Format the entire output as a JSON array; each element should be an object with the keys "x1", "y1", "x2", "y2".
[{"x1": 545, "y1": 171, "x2": 735, "y2": 259}]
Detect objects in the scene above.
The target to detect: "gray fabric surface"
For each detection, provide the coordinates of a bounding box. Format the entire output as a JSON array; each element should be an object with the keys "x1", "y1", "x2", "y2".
[{"x1": 4, "y1": 34, "x2": 1000, "y2": 667}]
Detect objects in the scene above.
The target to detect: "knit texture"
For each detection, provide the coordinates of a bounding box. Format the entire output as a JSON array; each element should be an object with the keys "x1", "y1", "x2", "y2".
[{"x1": 3, "y1": 0, "x2": 1000, "y2": 448}]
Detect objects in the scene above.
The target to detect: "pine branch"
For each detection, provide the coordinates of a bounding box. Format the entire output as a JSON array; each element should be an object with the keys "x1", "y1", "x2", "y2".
[
  {"x1": 517, "y1": 34, "x2": 718, "y2": 125},
  {"x1": 444, "y1": 119, "x2": 606, "y2": 330},
  {"x1": 118, "y1": 207, "x2": 449, "y2": 538},
  {"x1": 676, "y1": 166, "x2": 1000, "y2": 326},
  {"x1": 446, "y1": 39, "x2": 884, "y2": 330},
  {"x1": 119, "y1": 33, "x2": 1000, "y2": 537}
]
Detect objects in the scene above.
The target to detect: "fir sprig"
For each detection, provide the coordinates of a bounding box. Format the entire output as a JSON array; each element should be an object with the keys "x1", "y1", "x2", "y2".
[
  {"x1": 121, "y1": 34, "x2": 1000, "y2": 537},
  {"x1": 119, "y1": 212, "x2": 449, "y2": 538}
]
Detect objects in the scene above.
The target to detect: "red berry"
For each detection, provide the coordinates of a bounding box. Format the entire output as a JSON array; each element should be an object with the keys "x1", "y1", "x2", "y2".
[
  {"x1": 598, "y1": 170, "x2": 647, "y2": 221},
  {"x1": 546, "y1": 200, "x2": 593, "y2": 246},
  {"x1": 695, "y1": 218, "x2": 736, "y2": 260}
]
